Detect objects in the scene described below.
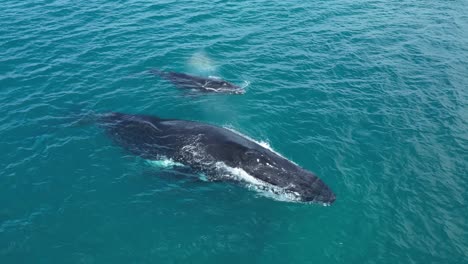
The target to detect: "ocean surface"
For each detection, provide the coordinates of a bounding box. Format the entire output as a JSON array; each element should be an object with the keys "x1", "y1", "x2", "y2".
[{"x1": 1, "y1": 0, "x2": 467, "y2": 263}]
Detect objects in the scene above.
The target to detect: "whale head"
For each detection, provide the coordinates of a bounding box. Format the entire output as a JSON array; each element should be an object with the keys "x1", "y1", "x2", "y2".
[
  {"x1": 282, "y1": 171, "x2": 336, "y2": 204},
  {"x1": 209, "y1": 80, "x2": 245, "y2": 94},
  {"x1": 253, "y1": 165, "x2": 336, "y2": 204},
  {"x1": 231, "y1": 148, "x2": 336, "y2": 204}
]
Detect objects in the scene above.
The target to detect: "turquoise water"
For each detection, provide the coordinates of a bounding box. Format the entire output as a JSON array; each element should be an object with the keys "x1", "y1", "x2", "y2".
[{"x1": 1, "y1": 0, "x2": 467, "y2": 263}]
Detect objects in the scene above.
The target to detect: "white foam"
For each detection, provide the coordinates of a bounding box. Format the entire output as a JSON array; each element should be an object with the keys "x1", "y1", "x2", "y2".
[
  {"x1": 215, "y1": 161, "x2": 301, "y2": 202},
  {"x1": 146, "y1": 158, "x2": 211, "y2": 182},
  {"x1": 216, "y1": 162, "x2": 262, "y2": 185},
  {"x1": 146, "y1": 158, "x2": 185, "y2": 168},
  {"x1": 197, "y1": 173, "x2": 209, "y2": 182}
]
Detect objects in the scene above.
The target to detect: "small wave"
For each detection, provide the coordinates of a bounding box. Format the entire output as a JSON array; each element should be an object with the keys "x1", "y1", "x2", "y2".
[{"x1": 240, "y1": 80, "x2": 251, "y2": 89}]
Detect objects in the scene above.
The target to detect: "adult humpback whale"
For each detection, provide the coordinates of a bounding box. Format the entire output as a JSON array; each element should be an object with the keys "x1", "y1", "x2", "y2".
[
  {"x1": 150, "y1": 69, "x2": 245, "y2": 94},
  {"x1": 100, "y1": 112, "x2": 335, "y2": 204}
]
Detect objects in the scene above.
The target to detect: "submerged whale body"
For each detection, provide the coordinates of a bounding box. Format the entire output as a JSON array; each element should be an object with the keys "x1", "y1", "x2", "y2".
[
  {"x1": 150, "y1": 69, "x2": 245, "y2": 94},
  {"x1": 100, "y1": 112, "x2": 335, "y2": 204}
]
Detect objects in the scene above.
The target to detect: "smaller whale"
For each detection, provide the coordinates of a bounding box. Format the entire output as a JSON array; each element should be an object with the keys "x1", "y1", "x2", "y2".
[{"x1": 150, "y1": 69, "x2": 245, "y2": 95}]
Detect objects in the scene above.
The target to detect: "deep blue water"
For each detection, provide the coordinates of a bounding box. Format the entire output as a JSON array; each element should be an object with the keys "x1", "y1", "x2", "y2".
[{"x1": 1, "y1": 0, "x2": 467, "y2": 263}]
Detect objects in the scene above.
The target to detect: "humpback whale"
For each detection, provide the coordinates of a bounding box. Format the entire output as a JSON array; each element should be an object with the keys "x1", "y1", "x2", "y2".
[
  {"x1": 100, "y1": 112, "x2": 335, "y2": 204},
  {"x1": 150, "y1": 69, "x2": 245, "y2": 94}
]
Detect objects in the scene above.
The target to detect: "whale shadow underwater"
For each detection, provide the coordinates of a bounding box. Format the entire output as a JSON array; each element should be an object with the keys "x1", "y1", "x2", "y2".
[
  {"x1": 150, "y1": 69, "x2": 245, "y2": 95},
  {"x1": 99, "y1": 112, "x2": 336, "y2": 204}
]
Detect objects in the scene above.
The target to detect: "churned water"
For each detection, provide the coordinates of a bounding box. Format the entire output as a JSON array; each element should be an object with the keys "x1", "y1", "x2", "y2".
[{"x1": 1, "y1": 0, "x2": 467, "y2": 263}]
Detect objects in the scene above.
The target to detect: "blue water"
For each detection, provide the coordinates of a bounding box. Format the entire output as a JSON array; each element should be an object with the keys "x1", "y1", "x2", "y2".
[{"x1": 1, "y1": 0, "x2": 467, "y2": 263}]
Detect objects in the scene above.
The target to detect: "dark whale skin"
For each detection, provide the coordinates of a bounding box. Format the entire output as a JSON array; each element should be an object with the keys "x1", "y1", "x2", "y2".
[{"x1": 100, "y1": 112, "x2": 335, "y2": 204}]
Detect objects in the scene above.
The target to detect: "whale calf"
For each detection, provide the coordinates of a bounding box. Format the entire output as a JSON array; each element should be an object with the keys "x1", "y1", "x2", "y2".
[
  {"x1": 150, "y1": 69, "x2": 245, "y2": 94},
  {"x1": 100, "y1": 112, "x2": 335, "y2": 204}
]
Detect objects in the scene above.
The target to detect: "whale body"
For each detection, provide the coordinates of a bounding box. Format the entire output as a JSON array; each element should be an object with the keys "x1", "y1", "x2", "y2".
[
  {"x1": 150, "y1": 69, "x2": 245, "y2": 94},
  {"x1": 100, "y1": 112, "x2": 335, "y2": 204}
]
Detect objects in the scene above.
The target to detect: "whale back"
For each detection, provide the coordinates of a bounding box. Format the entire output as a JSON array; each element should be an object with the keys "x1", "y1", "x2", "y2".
[{"x1": 100, "y1": 113, "x2": 335, "y2": 204}]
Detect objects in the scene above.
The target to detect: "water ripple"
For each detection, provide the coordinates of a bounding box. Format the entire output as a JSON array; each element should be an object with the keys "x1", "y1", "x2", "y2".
[{"x1": 1, "y1": 0, "x2": 467, "y2": 263}]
